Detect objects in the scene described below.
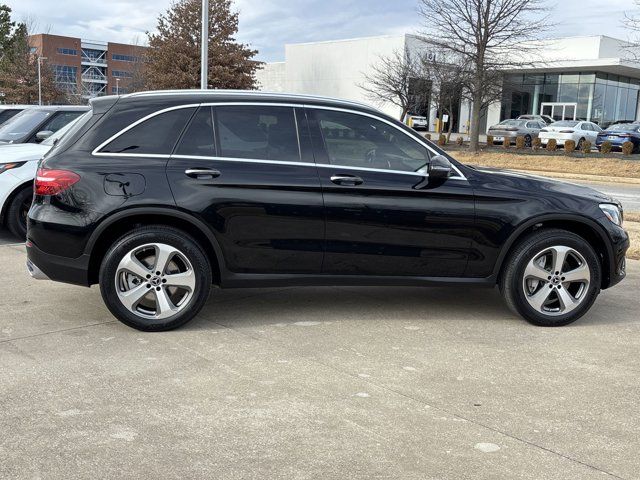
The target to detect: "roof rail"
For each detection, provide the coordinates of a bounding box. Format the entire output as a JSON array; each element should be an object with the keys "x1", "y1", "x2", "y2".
[{"x1": 124, "y1": 89, "x2": 376, "y2": 110}]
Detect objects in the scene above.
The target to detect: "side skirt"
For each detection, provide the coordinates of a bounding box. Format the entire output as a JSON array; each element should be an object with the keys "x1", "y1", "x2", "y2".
[{"x1": 219, "y1": 273, "x2": 497, "y2": 289}]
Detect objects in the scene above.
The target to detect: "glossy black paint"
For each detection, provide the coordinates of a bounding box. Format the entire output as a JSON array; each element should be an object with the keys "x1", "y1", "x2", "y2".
[{"x1": 26, "y1": 91, "x2": 629, "y2": 291}]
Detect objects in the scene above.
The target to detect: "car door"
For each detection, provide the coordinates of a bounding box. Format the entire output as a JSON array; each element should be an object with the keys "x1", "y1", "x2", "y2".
[
  {"x1": 166, "y1": 104, "x2": 325, "y2": 275},
  {"x1": 306, "y1": 107, "x2": 475, "y2": 277}
]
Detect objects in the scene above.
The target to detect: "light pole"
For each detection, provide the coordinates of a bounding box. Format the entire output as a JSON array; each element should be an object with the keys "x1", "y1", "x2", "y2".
[
  {"x1": 116, "y1": 77, "x2": 120, "y2": 95},
  {"x1": 38, "y1": 56, "x2": 47, "y2": 105},
  {"x1": 200, "y1": 0, "x2": 209, "y2": 89}
]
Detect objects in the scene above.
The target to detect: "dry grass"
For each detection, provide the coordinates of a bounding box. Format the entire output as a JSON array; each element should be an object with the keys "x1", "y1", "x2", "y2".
[
  {"x1": 454, "y1": 151, "x2": 640, "y2": 179},
  {"x1": 626, "y1": 212, "x2": 640, "y2": 223},
  {"x1": 626, "y1": 221, "x2": 640, "y2": 260}
]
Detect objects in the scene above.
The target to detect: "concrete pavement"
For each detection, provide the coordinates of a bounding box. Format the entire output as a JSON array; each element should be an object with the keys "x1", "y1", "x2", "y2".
[{"x1": 1, "y1": 242, "x2": 639, "y2": 479}]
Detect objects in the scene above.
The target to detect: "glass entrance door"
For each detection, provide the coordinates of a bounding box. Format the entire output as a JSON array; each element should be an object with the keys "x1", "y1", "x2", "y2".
[{"x1": 541, "y1": 103, "x2": 577, "y2": 121}]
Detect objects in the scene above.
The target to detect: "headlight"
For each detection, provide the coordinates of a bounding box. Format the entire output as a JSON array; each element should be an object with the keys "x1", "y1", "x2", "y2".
[
  {"x1": 600, "y1": 203, "x2": 623, "y2": 226},
  {"x1": 0, "y1": 161, "x2": 27, "y2": 174}
]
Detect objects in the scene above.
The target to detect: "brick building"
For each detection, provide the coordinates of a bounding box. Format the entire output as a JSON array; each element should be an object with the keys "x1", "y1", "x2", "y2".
[{"x1": 28, "y1": 34, "x2": 147, "y2": 100}]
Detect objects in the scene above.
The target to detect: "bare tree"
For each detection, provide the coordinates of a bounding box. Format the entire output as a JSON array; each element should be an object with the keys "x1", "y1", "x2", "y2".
[
  {"x1": 360, "y1": 49, "x2": 423, "y2": 121},
  {"x1": 422, "y1": 51, "x2": 471, "y2": 141},
  {"x1": 623, "y1": 1, "x2": 640, "y2": 61},
  {"x1": 419, "y1": 0, "x2": 549, "y2": 152}
]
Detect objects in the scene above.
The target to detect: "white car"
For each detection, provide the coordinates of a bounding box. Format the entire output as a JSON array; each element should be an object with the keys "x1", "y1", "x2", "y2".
[
  {"x1": 538, "y1": 120, "x2": 602, "y2": 149},
  {"x1": 0, "y1": 116, "x2": 85, "y2": 238},
  {"x1": 406, "y1": 115, "x2": 428, "y2": 130}
]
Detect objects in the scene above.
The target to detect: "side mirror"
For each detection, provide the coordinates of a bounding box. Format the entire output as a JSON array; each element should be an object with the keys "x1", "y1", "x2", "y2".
[
  {"x1": 35, "y1": 130, "x2": 53, "y2": 142},
  {"x1": 428, "y1": 154, "x2": 452, "y2": 180}
]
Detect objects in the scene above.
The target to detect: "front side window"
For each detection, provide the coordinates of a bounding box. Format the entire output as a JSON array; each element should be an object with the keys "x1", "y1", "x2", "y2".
[
  {"x1": 100, "y1": 107, "x2": 195, "y2": 154},
  {"x1": 40, "y1": 111, "x2": 85, "y2": 134},
  {"x1": 215, "y1": 105, "x2": 300, "y2": 162},
  {"x1": 313, "y1": 109, "x2": 430, "y2": 172}
]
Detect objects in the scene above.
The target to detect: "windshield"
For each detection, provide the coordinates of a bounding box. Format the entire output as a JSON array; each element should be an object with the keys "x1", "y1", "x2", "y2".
[
  {"x1": 0, "y1": 109, "x2": 50, "y2": 143},
  {"x1": 553, "y1": 121, "x2": 579, "y2": 127},
  {"x1": 608, "y1": 124, "x2": 640, "y2": 132},
  {"x1": 41, "y1": 113, "x2": 88, "y2": 146}
]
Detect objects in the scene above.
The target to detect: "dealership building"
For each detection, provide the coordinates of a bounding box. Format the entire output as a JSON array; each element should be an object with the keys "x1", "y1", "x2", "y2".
[{"x1": 256, "y1": 34, "x2": 640, "y2": 132}]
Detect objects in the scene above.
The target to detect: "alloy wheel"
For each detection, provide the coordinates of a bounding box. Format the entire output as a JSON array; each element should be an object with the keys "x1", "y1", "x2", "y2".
[
  {"x1": 522, "y1": 245, "x2": 591, "y2": 316},
  {"x1": 115, "y1": 243, "x2": 196, "y2": 320}
]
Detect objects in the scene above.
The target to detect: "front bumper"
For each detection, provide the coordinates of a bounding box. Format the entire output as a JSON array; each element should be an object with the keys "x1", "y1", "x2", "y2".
[{"x1": 26, "y1": 239, "x2": 91, "y2": 286}]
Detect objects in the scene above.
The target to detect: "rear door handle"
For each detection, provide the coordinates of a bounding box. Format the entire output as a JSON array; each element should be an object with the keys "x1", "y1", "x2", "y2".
[
  {"x1": 185, "y1": 168, "x2": 221, "y2": 179},
  {"x1": 330, "y1": 174, "x2": 363, "y2": 186}
]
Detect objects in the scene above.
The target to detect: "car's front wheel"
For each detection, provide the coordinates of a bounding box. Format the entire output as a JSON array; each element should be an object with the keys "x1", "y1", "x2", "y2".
[
  {"x1": 99, "y1": 226, "x2": 212, "y2": 331},
  {"x1": 500, "y1": 229, "x2": 601, "y2": 326}
]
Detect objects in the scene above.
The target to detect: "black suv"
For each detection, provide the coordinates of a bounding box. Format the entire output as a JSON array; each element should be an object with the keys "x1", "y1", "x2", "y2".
[{"x1": 26, "y1": 91, "x2": 629, "y2": 331}]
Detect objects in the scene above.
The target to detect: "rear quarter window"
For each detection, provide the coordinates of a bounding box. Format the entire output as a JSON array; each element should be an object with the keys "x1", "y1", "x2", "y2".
[{"x1": 100, "y1": 107, "x2": 196, "y2": 154}]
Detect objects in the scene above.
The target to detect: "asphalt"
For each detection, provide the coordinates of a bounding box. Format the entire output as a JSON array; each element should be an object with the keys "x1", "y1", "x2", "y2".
[
  {"x1": 572, "y1": 180, "x2": 640, "y2": 212},
  {"x1": 1, "y1": 239, "x2": 639, "y2": 479}
]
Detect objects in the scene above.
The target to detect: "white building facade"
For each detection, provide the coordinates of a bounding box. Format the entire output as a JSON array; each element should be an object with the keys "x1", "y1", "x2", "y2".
[{"x1": 256, "y1": 34, "x2": 640, "y2": 132}]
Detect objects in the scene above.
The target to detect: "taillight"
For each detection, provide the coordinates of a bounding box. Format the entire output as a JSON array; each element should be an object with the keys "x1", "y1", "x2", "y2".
[{"x1": 35, "y1": 168, "x2": 80, "y2": 196}]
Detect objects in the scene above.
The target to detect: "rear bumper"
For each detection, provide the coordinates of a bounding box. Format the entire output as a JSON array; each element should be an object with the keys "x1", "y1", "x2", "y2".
[{"x1": 26, "y1": 239, "x2": 91, "y2": 286}]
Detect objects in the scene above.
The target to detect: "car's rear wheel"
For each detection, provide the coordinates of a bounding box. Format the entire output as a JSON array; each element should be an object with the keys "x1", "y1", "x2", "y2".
[
  {"x1": 99, "y1": 226, "x2": 212, "y2": 331},
  {"x1": 6, "y1": 185, "x2": 32, "y2": 239},
  {"x1": 524, "y1": 134, "x2": 532, "y2": 147},
  {"x1": 577, "y1": 137, "x2": 585, "y2": 150},
  {"x1": 500, "y1": 229, "x2": 601, "y2": 327}
]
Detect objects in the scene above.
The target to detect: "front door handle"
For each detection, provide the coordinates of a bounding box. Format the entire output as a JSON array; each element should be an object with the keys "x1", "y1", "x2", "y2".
[
  {"x1": 185, "y1": 168, "x2": 221, "y2": 179},
  {"x1": 330, "y1": 174, "x2": 363, "y2": 186}
]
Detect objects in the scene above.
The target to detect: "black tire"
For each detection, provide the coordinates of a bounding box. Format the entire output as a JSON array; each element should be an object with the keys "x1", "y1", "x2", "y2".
[
  {"x1": 6, "y1": 186, "x2": 32, "y2": 239},
  {"x1": 524, "y1": 135, "x2": 532, "y2": 147},
  {"x1": 499, "y1": 228, "x2": 601, "y2": 327},
  {"x1": 99, "y1": 225, "x2": 212, "y2": 331},
  {"x1": 577, "y1": 138, "x2": 585, "y2": 150}
]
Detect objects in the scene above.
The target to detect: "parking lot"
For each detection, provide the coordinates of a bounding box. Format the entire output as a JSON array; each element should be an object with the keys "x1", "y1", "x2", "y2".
[{"x1": 1, "y1": 238, "x2": 639, "y2": 479}]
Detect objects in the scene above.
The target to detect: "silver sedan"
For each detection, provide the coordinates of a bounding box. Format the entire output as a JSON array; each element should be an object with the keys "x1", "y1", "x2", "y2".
[{"x1": 487, "y1": 119, "x2": 546, "y2": 146}]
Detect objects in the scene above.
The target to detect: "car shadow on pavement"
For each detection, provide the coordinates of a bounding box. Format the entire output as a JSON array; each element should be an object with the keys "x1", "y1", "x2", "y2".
[{"x1": 181, "y1": 285, "x2": 520, "y2": 331}]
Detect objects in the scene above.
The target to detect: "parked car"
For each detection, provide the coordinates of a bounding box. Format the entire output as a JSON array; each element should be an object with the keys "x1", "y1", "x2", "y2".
[
  {"x1": 406, "y1": 114, "x2": 428, "y2": 130},
  {"x1": 0, "y1": 105, "x2": 88, "y2": 145},
  {"x1": 538, "y1": 120, "x2": 602, "y2": 149},
  {"x1": 487, "y1": 119, "x2": 545, "y2": 146},
  {"x1": 0, "y1": 105, "x2": 32, "y2": 126},
  {"x1": 596, "y1": 123, "x2": 640, "y2": 153},
  {"x1": 517, "y1": 114, "x2": 555, "y2": 125},
  {"x1": 26, "y1": 91, "x2": 628, "y2": 331},
  {"x1": 0, "y1": 115, "x2": 87, "y2": 238}
]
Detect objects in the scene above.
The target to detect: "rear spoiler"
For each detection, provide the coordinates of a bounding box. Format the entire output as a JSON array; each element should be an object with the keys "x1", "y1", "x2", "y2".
[{"x1": 89, "y1": 95, "x2": 120, "y2": 115}]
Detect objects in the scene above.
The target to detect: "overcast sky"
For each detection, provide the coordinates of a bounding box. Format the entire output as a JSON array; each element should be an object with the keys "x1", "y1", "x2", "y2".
[{"x1": 4, "y1": 0, "x2": 639, "y2": 61}]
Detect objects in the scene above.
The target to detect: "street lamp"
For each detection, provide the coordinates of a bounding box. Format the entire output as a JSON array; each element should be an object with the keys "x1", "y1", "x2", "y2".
[
  {"x1": 200, "y1": 0, "x2": 208, "y2": 89},
  {"x1": 38, "y1": 56, "x2": 47, "y2": 106}
]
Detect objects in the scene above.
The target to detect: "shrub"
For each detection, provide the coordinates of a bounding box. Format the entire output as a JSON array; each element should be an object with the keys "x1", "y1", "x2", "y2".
[
  {"x1": 600, "y1": 141, "x2": 612, "y2": 154},
  {"x1": 456, "y1": 136, "x2": 464, "y2": 146},
  {"x1": 502, "y1": 137, "x2": 510, "y2": 149},
  {"x1": 546, "y1": 139, "x2": 557, "y2": 151},
  {"x1": 564, "y1": 139, "x2": 576, "y2": 154},
  {"x1": 622, "y1": 141, "x2": 635, "y2": 156},
  {"x1": 437, "y1": 134, "x2": 447, "y2": 146},
  {"x1": 486, "y1": 135, "x2": 494, "y2": 147},
  {"x1": 515, "y1": 136, "x2": 525, "y2": 149},
  {"x1": 532, "y1": 137, "x2": 542, "y2": 151},
  {"x1": 581, "y1": 140, "x2": 592, "y2": 154},
  {"x1": 425, "y1": 133, "x2": 432, "y2": 141}
]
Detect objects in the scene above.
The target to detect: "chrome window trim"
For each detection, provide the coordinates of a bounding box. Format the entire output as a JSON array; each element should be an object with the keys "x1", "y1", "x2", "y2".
[
  {"x1": 91, "y1": 101, "x2": 467, "y2": 181},
  {"x1": 170, "y1": 154, "x2": 473, "y2": 181}
]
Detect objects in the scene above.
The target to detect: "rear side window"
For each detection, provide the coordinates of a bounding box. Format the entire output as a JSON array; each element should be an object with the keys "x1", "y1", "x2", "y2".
[
  {"x1": 215, "y1": 105, "x2": 300, "y2": 161},
  {"x1": 100, "y1": 107, "x2": 195, "y2": 154},
  {"x1": 175, "y1": 106, "x2": 215, "y2": 156}
]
